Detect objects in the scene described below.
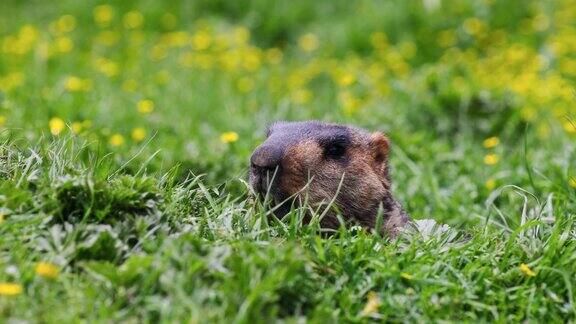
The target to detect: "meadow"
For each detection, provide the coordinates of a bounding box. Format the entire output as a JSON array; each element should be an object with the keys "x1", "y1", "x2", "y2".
[{"x1": 1, "y1": 0, "x2": 576, "y2": 321}]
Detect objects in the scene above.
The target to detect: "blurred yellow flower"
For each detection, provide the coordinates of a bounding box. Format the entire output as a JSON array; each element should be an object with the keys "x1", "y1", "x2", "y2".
[
  {"x1": 0, "y1": 283, "x2": 22, "y2": 296},
  {"x1": 54, "y1": 36, "x2": 74, "y2": 53},
  {"x1": 49, "y1": 117, "x2": 65, "y2": 136},
  {"x1": 35, "y1": 262, "x2": 60, "y2": 279},
  {"x1": 53, "y1": 15, "x2": 76, "y2": 34},
  {"x1": 131, "y1": 127, "x2": 147, "y2": 142},
  {"x1": 519, "y1": 263, "x2": 536, "y2": 277},
  {"x1": 123, "y1": 11, "x2": 144, "y2": 29},
  {"x1": 137, "y1": 99, "x2": 155, "y2": 114},
  {"x1": 64, "y1": 76, "x2": 92, "y2": 92},
  {"x1": 485, "y1": 179, "x2": 497, "y2": 190},
  {"x1": 71, "y1": 122, "x2": 83, "y2": 134},
  {"x1": 109, "y1": 134, "x2": 125, "y2": 147},
  {"x1": 483, "y1": 136, "x2": 500, "y2": 148},
  {"x1": 0, "y1": 213, "x2": 4, "y2": 224},
  {"x1": 463, "y1": 17, "x2": 485, "y2": 35},
  {"x1": 569, "y1": 177, "x2": 576, "y2": 188},
  {"x1": 233, "y1": 26, "x2": 250, "y2": 44},
  {"x1": 484, "y1": 154, "x2": 500, "y2": 165},
  {"x1": 400, "y1": 272, "x2": 413, "y2": 280},
  {"x1": 220, "y1": 131, "x2": 239, "y2": 143},
  {"x1": 93, "y1": 5, "x2": 115, "y2": 27},
  {"x1": 191, "y1": 30, "x2": 212, "y2": 50},
  {"x1": 0, "y1": 115, "x2": 6, "y2": 127},
  {"x1": 360, "y1": 291, "x2": 381, "y2": 316},
  {"x1": 563, "y1": 121, "x2": 576, "y2": 133},
  {"x1": 265, "y1": 48, "x2": 283, "y2": 64},
  {"x1": 298, "y1": 33, "x2": 319, "y2": 52}
]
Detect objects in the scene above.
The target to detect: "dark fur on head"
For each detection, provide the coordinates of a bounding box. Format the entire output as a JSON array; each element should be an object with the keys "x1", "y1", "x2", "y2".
[{"x1": 249, "y1": 121, "x2": 409, "y2": 237}]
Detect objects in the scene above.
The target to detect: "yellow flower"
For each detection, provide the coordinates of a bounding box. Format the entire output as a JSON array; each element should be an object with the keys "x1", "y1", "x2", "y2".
[
  {"x1": 485, "y1": 178, "x2": 497, "y2": 190},
  {"x1": 265, "y1": 48, "x2": 283, "y2": 64},
  {"x1": 360, "y1": 291, "x2": 381, "y2": 316},
  {"x1": 569, "y1": 177, "x2": 576, "y2": 188},
  {"x1": 519, "y1": 263, "x2": 536, "y2": 277},
  {"x1": 191, "y1": 30, "x2": 212, "y2": 50},
  {"x1": 49, "y1": 117, "x2": 66, "y2": 136},
  {"x1": 563, "y1": 121, "x2": 576, "y2": 133},
  {"x1": 64, "y1": 76, "x2": 92, "y2": 92},
  {"x1": 93, "y1": 5, "x2": 115, "y2": 27},
  {"x1": 0, "y1": 115, "x2": 6, "y2": 127},
  {"x1": 137, "y1": 99, "x2": 155, "y2": 114},
  {"x1": 54, "y1": 15, "x2": 76, "y2": 34},
  {"x1": 484, "y1": 154, "x2": 500, "y2": 165},
  {"x1": 483, "y1": 136, "x2": 500, "y2": 148},
  {"x1": 131, "y1": 127, "x2": 146, "y2": 142},
  {"x1": 220, "y1": 131, "x2": 239, "y2": 143},
  {"x1": 123, "y1": 11, "x2": 144, "y2": 29},
  {"x1": 54, "y1": 36, "x2": 74, "y2": 53},
  {"x1": 0, "y1": 283, "x2": 22, "y2": 296},
  {"x1": 35, "y1": 262, "x2": 60, "y2": 279},
  {"x1": 71, "y1": 122, "x2": 83, "y2": 134},
  {"x1": 298, "y1": 33, "x2": 319, "y2": 52},
  {"x1": 109, "y1": 134, "x2": 125, "y2": 147},
  {"x1": 0, "y1": 213, "x2": 4, "y2": 224},
  {"x1": 400, "y1": 272, "x2": 413, "y2": 280}
]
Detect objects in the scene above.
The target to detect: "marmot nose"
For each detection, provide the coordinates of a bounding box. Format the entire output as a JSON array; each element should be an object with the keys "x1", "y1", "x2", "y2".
[{"x1": 250, "y1": 145, "x2": 282, "y2": 172}]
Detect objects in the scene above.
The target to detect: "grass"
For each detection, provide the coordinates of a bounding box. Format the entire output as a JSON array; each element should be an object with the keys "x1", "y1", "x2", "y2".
[{"x1": 1, "y1": 0, "x2": 576, "y2": 322}]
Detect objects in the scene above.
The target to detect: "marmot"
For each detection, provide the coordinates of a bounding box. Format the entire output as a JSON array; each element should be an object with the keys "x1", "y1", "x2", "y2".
[{"x1": 249, "y1": 121, "x2": 410, "y2": 237}]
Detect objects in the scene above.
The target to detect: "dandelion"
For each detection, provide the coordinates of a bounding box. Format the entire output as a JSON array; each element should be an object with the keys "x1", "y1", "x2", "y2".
[
  {"x1": 266, "y1": 48, "x2": 283, "y2": 64},
  {"x1": 562, "y1": 121, "x2": 576, "y2": 133},
  {"x1": 360, "y1": 291, "x2": 381, "y2": 316},
  {"x1": 54, "y1": 15, "x2": 76, "y2": 34},
  {"x1": 123, "y1": 11, "x2": 144, "y2": 29},
  {"x1": 220, "y1": 131, "x2": 239, "y2": 143},
  {"x1": 483, "y1": 136, "x2": 500, "y2": 148},
  {"x1": 569, "y1": 177, "x2": 576, "y2": 188},
  {"x1": 519, "y1": 263, "x2": 536, "y2": 277},
  {"x1": 298, "y1": 33, "x2": 319, "y2": 52},
  {"x1": 109, "y1": 134, "x2": 125, "y2": 147},
  {"x1": 191, "y1": 30, "x2": 212, "y2": 50},
  {"x1": 54, "y1": 36, "x2": 73, "y2": 53},
  {"x1": 484, "y1": 153, "x2": 500, "y2": 165},
  {"x1": 49, "y1": 117, "x2": 65, "y2": 136},
  {"x1": 400, "y1": 272, "x2": 413, "y2": 280},
  {"x1": 93, "y1": 5, "x2": 115, "y2": 27},
  {"x1": 0, "y1": 283, "x2": 22, "y2": 296},
  {"x1": 64, "y1": 76, "x2": 91, "y2": 92},
  {"x1": 71, "y1": 122, "x2": 83, "y2": 134},
  {"x1": 137, "y1": 99, "x2": 155, "y2": 114},
  {"x1": 485, "y1": 178, "x2": 497, "y2": 190},
  {"x1": 131, "y1": 127, "x2": 146, "y2": 142},
  {"x1": 35, "y1": 262, "x2": 60, "y2": 279}
]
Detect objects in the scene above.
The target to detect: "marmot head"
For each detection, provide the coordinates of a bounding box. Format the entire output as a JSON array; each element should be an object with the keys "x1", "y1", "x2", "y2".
[{"x1": 249, "y1": 121, "x2": 408, "y2": 235}]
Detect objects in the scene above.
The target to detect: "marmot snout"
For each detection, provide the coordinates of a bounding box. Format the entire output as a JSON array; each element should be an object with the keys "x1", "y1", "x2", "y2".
[{"x1": 249, "y1": 121, "x2": 409, "y2": 237}]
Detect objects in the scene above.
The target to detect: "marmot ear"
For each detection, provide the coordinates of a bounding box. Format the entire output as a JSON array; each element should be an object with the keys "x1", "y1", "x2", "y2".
[{"x1": 369, "y1": 132, "x2": 390, "y2": 163}]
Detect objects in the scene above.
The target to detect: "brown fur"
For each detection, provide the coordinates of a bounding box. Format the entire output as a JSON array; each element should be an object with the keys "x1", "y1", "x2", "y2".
[{"x1": 249, "y1": 121, "x2": 409, "y2": 237}]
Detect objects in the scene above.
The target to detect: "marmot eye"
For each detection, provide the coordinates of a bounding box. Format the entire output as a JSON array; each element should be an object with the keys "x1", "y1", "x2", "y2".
[{"x1": 325, "y1": 142, "x2": 346, "y2": 158}]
